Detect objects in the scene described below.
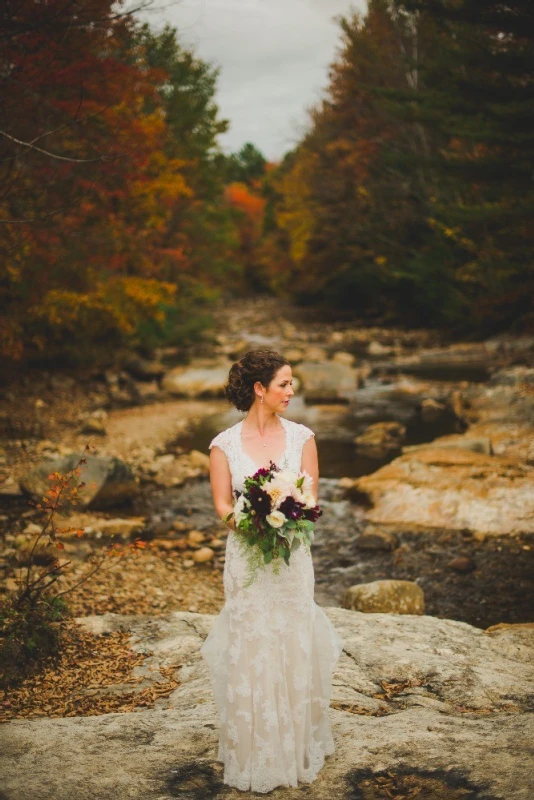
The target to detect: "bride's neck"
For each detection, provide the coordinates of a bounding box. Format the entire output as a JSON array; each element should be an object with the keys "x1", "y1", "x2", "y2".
[{"x1": 243, "y1": 408, "x2": 280, "y2": 436}]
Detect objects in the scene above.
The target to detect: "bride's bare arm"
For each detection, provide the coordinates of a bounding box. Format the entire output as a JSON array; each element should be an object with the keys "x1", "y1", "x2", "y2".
[
  {"x1": 301, "y1": 435, "x2": 319, "y2": 503},
  {"x1": 210, "y1": 445, "x2": 236, "y2": 530}
]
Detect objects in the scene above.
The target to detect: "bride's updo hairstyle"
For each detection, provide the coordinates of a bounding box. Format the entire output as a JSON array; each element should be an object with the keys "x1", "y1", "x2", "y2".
[{"x1": 225, "y1": 349, "x2": 290, "y2": 412}]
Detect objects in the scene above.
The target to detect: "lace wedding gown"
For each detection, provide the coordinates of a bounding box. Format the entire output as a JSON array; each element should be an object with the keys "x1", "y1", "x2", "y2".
[{"x1": 200, "y1": 415, "x2": 344, "y2": 793}]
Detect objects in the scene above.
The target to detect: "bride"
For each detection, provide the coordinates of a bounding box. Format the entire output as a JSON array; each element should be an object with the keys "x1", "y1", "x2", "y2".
[{"x1": 200, "y1": 348, "x2": 344, "y2": 793}]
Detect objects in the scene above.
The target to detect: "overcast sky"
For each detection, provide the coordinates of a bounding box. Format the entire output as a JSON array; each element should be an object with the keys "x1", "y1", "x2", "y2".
[{"x1": 141, "y1": 0, "x2": 367, "y2": 160}]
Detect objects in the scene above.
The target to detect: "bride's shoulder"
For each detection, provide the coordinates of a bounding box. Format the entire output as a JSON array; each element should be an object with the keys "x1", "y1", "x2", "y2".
[
  {"x1": 283, "y1": 417, "x2": 315, "y2": 444},
  {"x1": 208, "y1": 420, "x2": 241, "y2": 452}
]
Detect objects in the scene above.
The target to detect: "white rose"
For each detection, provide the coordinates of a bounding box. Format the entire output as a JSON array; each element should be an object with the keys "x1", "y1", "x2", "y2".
[
  {"x1": 234, "y1": 494, "x2": 249, "y2": 526},
  {"x1": 266, "y1": 510, "x2": 286, "y2": 528},
  {"x1": 303, "y1": 490, "x2": 316, "y2": 507}
]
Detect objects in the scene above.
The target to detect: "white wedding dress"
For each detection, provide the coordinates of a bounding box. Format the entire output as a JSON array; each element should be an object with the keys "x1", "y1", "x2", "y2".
[{"x1": 200, "y1": 415, "x2": 344, "y2": 793}]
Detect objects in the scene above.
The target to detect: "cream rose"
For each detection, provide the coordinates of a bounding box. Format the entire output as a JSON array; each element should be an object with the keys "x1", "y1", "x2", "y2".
[
  {"x1": 234, "y1": 494, "x2": 249, "y2": 526},
  {"x1": 266, "y1": 510, "x2": 286, "y2": 528}
]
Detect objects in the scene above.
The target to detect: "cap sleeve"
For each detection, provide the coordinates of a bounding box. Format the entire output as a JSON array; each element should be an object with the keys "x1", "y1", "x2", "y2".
[
  {"x1": 299, "y1": 423, "x2": 315, "y2": 445},
  {"x1": 209, "y1": 428, "x2": 231, "y2": 459}
]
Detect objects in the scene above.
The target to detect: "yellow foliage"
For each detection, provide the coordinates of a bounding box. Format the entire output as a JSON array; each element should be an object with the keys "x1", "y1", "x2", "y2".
[
  {"x1": 30, "y1": 277, "x2": 177, "y2": 349},
  {"x1": 275, "y1": 154, "x2": 316, "y2": 265}
]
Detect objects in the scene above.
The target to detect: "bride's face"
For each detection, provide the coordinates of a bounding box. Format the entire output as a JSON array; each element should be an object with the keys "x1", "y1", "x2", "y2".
[{"x1": 263, "y1": 364, "x2": 294, "y2": 411}]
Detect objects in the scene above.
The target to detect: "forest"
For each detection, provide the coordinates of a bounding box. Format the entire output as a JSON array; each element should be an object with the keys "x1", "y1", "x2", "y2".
[{"x1": 1, "y1": 0, "x2": 533, "y2": 369}]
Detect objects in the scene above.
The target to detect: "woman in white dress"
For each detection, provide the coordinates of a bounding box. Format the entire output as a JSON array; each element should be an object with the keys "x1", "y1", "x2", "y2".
[{"x1": 200, "y1": 349, "x2": 344, "y2": 793}]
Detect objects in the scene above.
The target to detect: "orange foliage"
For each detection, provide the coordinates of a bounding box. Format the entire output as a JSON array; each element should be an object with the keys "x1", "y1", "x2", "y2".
[{"x1": 225, "y1": 183, "x2": 266, "y2": 220}]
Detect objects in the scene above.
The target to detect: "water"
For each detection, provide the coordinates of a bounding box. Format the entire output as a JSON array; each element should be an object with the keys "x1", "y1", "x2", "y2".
[{"x1": 175, "y1": 384, "x2": 463, "y2": 479}]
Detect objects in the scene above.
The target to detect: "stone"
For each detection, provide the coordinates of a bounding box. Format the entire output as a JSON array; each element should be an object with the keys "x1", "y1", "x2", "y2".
[
  {"x1": 2, "y1": 608, "x2": 532, "y2": 800},
  {"x1": 23, "y1": 523, "x2": 42, "y2": 536},
  {"x1": 209, "y1": 538, "x2": 225, "y2": 550},
  {"x1": 447, "y1": 555, "x2": 476, "y2": 573},
  {"x1": 352, "y1": 446, "x2": 534, "y2": 537},
  {"x1": 0, "y1": 477, "x2": 22, "y2": 497},
  {"x1": 355, "y1": 528, "x2": 399, "y2": 551},
  {"x1": 134, "y1": 381, "x2": 160, "y2": 401},
  {"x1": 124, "y1": 355, "x2": 165, "y2": 381},
  {"x1": 353, "y1": 421, "x2": 406, "y2": 458},
  {"x1": 488, "y1": 365, "x2": 534, "y2": 388},
  {"x1": 187, "y1": 450, "x2": 210, "y2": 471},
  {"x1": 294, "y1": 361, "x2": 359, "y2": 403},
  {"x1": 332, "y1": 351, "x2": 356, "y2": 367},
  {"x1": 187, "y1": 530, "x2": 206, "y2": 544},
  {"x1": 420, "y1": 397, "x2": 447, "y2": 422},
  {"x1": 403, "y1": 434, "x2": 492, "y2": 456},
  {"x1": 368, "y1": 340, "x2": 393, "y2": 356},
  {"x1": 19, "y1": 454, "x2": 137, "y2": 510},
  {"x1": 3, "y1": 577, "x2": 19, "y2": 593},
  {"x1": 191, "y1": 547, "x2": 214, "y2": 563},
  {"x1": 284, "y1": 347, "x2": 304, "y2": 364},
  {"x1": 162, "y1": 359, "x2": 232, "y2": 398},
  {"x1": 55, "y1": 514, "x2": 145, "y2": 540},
  {"x1": 151, "y1": 451, "x2": 210, "y2": 488},
  {"x1": 342, "y1": 579, "x2": 425, "y2": 614},
  {"x1": 79, "y1": 418, "x2": 107, "y2": 436},
  {"x1": 151, "y1": 539, "x2": 186, "y2": 551},
  {"x1": 302, "y1": 345, "x2": 328, "y2": 362}
]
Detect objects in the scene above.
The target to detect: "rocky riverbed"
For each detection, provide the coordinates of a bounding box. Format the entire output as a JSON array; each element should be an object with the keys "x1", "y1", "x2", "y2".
[
  {"x1": 2, "y1": 296, "x2": 534, "y2": 799},
  {"x1": 1, "y1": 297, "x2": 533, "y2": 628},
  {"x1": 2, "y1": 609, "x2": 533, "y2": 800}
]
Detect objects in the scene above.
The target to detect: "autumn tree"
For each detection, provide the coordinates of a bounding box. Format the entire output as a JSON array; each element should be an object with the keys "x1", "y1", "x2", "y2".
[
  {"x1": 0, "y1": 4, "x2": 240, "y2": 367},
  {"x1": 264, "y1": 0, "x2": 534, "y2": 331}
]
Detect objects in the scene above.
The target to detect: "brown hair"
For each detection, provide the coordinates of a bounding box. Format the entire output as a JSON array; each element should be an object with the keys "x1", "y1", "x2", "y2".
[{"x1": 225, "y1": 349, "x2": 290, "y2": 412}]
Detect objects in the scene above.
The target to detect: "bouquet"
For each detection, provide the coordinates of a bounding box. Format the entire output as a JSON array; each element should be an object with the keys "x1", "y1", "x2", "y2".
[{"x1": 222, "y1": 461, "x2": 322, "y2": 587}]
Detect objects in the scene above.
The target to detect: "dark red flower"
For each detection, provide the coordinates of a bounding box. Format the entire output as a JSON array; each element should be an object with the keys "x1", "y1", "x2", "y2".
[
  {"x1": 279, "y1": 495, "x2": 305, "y2": 521},
  {"x1": 248, "y1": 485, "x2": 272, "y2": 516},
  {"x1": 302, "y1": 505, "x2": 322, "y2": 522},
  {"x1": 252, "y1": 467, "x2": 271, "y2": 481}
]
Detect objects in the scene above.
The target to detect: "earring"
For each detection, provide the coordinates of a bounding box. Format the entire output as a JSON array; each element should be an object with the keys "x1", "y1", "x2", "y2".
[{"x1": 260, "y1": 395, "x2": 264, "y2": 404}]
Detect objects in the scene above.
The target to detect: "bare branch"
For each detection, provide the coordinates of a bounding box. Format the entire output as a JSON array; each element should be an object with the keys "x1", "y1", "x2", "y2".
[{"x1": 0, "y1": 128, "x2": 138, "y2": 164}]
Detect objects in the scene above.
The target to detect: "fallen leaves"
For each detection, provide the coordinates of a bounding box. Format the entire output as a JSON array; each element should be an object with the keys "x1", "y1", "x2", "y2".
[
  {"x1": 0, "y1": 620, "x2": 179, "y2": 722},
  {"x1": 330, "y1": 700, "x2": 390, "y2": 717}
]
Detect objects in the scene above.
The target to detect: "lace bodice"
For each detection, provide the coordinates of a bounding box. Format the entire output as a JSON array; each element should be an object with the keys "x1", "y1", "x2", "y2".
[{"x1": 209, "y1": 415, "x2": 315, "y2": 494}]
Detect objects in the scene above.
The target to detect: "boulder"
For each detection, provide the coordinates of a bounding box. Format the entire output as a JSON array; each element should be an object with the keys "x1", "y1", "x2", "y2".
[
  {"x1": 420, "y1": 397, "x2": 447, "y2": 423},
  {"x1": 351, "y1": 446, "x2": 534, "y2": 537},
  {"x1": 488, "y1": 365, "x2": 534, "y2": 388},
  {"x1": 354, "y1": 527, "x2": 399, "y2": 551},
  {"x1": 353, "y1": 421, "x2": 406, "y2": 458},
  {"x1": 1, "y1": 608, "x2": 532, "y2": 800},
  {"x1": 124, "y1": 355, "x2": 165, "y2": 381},
  {"x1": 54, "y1": 514, "x2": 146, "y2": 541},
  {"x1": 294, "y1": 361, "x2": 359, "y2": 403},
  {"x1": 19, "y1": 454, "x2": 137, "y2": 510},
  {"x1": 162, "y1": 359, "x2": 232, "y2": 398},
  {"x1": 332, "y1": 351, "x2": 356, "y2": 367},
  {"x1": 150, "y1": 451, "x2": 210, "y2": 488},
  {"x1": 79, "y1": 418, "x2": 107, "y2": 436},
  {"x1": 368, "y1": 340, "x2": 394, "y2": 356},
  {"x1": 284, "y1": 347, "x2": 304, "y2": 364},
  {"x1": 403, "y1": 434, "x2": 492, "y2": 456},
  {"x1": 302, "y1": 345, "x2": 328, "y2": 362},
  {"x1": 192, "y1": 547, "x2": 215, "y2": 563},
  {"x1": 342, "y1": 579, "x2": 425, "y2": 614}
]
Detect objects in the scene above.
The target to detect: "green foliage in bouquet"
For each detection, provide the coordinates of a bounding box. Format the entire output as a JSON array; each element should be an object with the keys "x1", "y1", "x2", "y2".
[{"x1": 223, "y1": 462, "x2": 320, "y2": 588}]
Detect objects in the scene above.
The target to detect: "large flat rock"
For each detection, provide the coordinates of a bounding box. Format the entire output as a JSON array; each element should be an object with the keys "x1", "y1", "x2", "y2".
[
  {"x1": 1, "y1": 608, "x2": 533, "y2": 799},
  {"x1": 349, "y1": 446, "x2": 534, "y2": 537}
]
